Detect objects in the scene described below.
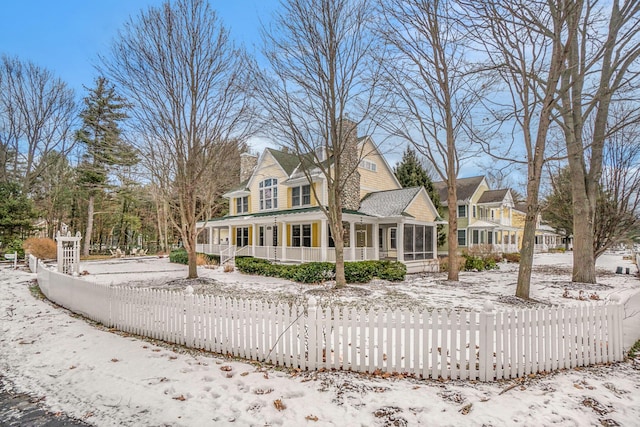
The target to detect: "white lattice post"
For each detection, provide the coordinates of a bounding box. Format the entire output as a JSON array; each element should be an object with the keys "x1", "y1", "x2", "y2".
[
  {"x1": 185, "y1": 285, "x2": 194, "y2": 347},
  {"x1": 55, "y1": 230, "x2": 82, "y2": 275}
]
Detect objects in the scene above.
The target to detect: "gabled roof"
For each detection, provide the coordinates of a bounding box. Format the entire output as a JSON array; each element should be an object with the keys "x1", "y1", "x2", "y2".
[
  {"x1": 224, "y1": 178, "x2": 250, "y2": 195},
  {"x1": 477, "y1": 189, "x2": 509, "y2": 204},
  {"x1": 267, "y1": 148, "x2": 300, "y2": 176},
  {"x1": 433, "y1": 176, "x2": 485, "y2": 205},
  {"x1": 359, "y1": 187, "x2": 422, "y2": 217}
]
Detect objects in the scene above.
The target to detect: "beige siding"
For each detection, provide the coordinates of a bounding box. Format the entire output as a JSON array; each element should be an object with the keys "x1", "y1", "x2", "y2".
[
  {"x1": 358, "y1": 139, "x2": 401, "y2": 198},
  {"x1": 248, "y1": 151, "x2": 288, "y2": 213},
  {"x1": 405, "y1": 191, "x2": 437, "y2": 222},
  {"x1": 468, "y1": 181, "x2": 490, "y2": 225}
]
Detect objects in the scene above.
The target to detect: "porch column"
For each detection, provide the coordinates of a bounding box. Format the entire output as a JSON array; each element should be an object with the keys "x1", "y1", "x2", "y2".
[
  {"x1": 397, "y1": 222, "x2": 404, "y2": 262},
  {"x1": 373, "y1": 222, "x2": 379, "y2": 260},
  {"x1": 349, "y1": 221, "x2": 356, "y2": 261},
  {"x1": 320, "y1": 218, "x2": 328, "y2": 262},
  {"x1": 208, "y1": 227, "x2": 213, "y2": 253},
  {"x1": 252, "y1": 223, "x2": 257, "y2": 253},
  {"x1": 280, "y1": 221, "x2": 287, "y2": 261},
  {"x1": 432, "y1": 224, "x2": 437, "y2": 259},
  {"x1": 227, "y1": 225, "x2": 232, "y2": 249}
]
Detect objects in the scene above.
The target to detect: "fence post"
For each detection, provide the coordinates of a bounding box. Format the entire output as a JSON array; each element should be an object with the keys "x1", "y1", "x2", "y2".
[
  {"x1": 610, "y1": 294, "x2": 623, "y2": 361},
  {"x1": 479, "y1": 301, "x2": 495, "y2": 381},
  {"x1": 185, "y1": 285, "x2": 194, "y2": 348},
  {"x1": 307, "y1": 297, "x2": 318, "y2": 370}
]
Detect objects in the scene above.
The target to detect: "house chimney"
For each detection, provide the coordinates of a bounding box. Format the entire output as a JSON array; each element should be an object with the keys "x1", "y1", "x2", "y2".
[
  {"x1": 338, "y1": 117, "x2": 361, "y2": 211},
  {"x1": 240, "y1": 152, "x2": 258, "y2": 183}
]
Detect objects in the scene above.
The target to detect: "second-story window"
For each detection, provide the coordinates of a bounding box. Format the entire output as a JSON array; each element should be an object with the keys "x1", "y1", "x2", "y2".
[
  {"x1": 292, "y1": 184, "x2": 311, "y2": 207},
  {"x1": 458, "y1": 205, "x2": 467, "y2": 218},
  {"x1": 259, "y1": 178, "x2": 278, "y2": 210},
  {"x1": 236, "y1": 196, "x2": 248, "y2": 214}
]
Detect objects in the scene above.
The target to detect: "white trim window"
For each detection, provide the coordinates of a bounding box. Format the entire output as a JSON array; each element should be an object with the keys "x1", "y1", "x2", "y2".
[
  {"x1": 458, "y1": 205, "x2": 467, "y2": 218},
  {"x1": 235, "y1": 196, "x2": 248, "y2": 214},
  {"x1": 457, "y1": 229, "x2": 467, "y2": 246},
  {"x1": 291, "y1": 224, "x2": 312, "y2": 247},
  {"x1": 259, "y1": 178, "x2": 278, "y2": 210},
  {"x1": 292, "y1": 184, "x2": 311, "y2": 207},
  {"x1": 359, "y1": 159, "x2": 377, "y2": 172}
]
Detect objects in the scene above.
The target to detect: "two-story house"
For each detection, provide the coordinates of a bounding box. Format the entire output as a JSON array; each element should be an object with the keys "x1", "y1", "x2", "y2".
[
  {"x1": 196, "y1": 125, "x2": 442, "y2": 273},
  {"x1": 433, "y1": 176, "x2": 522, "y2": 254}
]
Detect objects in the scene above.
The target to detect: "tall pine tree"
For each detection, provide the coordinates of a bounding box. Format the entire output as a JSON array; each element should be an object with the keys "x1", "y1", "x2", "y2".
[
  {"x1": 394, "y1": 147, "x2": 446, "y2": 246},
  {"x1": 77, "y1": 77, "x2": 136, "y2": 256}
]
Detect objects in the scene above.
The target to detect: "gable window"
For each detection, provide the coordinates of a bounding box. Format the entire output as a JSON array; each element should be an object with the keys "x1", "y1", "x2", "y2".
[
  {"x1": 292, "y1": 184, "x2": 311, "y2": 207},
  {"x1": 457, "y1": 229, "x2": 467, "y2": 246},
  {"x1": 359, "y1": 159, "x2": 377, "y2": 172},
  {"x1": 292, "y1": 224, "x2": 312, "y2": 247},
  {"x1": 259, "y1": 178, "x2": 278, "y2": 210},
  {"x1": 458, "y1": 205, "x2": 467, "y2": 218},
  {"x1": 236, "y1": 196, "x2": 248, "y2": 214}
]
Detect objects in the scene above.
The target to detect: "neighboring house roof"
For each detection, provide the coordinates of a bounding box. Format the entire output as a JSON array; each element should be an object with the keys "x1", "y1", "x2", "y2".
[
  {"x1": 514, "y1": 202, "x2": 527, "y2": 214},
  {"x1": 477, "y1": 189, "x2": 509, "y2": 204},
  {"x1": 267, "y1": 148, "x2": 300, "y2": 176},
  {"x1": 433, "y1": 176, "x2": 485, "y2": 205},
  {"x1": 204, "y1": 206, "x2": 372, "y2": 222},
  {"x1": 359, "y1": 187, "x2": 421, "y2": 217}
]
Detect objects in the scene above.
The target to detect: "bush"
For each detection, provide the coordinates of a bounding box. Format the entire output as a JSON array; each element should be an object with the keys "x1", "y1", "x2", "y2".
[
  {"x1": 235, "y1": 257, "x2": 406, "y2": 283},
  {"x1": 293, "y1": 262, "x2": 335, "y2": 283},
  {"x1": 2, "y1": 239, "x2": 24, "y2": 258},
  {"x1": 376, "y1": 260, "x2": 407, "y2": 281},
  {"x1": 169, "y1": 249, "x2": 188, "y2": 264},
  {"x1": 169, "y1": 250, "x2": 219, "y2": 265},
  {"x1": 462, "y1": 250, "x2": 500, "y2": 272},
  {"x1": 23, "y1": 237, "x2": 57, "y2": 259},
  {"x1": 503, "y1": 252, "x2": 520, "y2": 263}
]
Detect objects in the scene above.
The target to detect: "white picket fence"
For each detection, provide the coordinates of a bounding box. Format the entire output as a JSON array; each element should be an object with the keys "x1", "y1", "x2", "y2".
[{"x1": 31, "y1": 257, "x2": 624, "y2": 381}]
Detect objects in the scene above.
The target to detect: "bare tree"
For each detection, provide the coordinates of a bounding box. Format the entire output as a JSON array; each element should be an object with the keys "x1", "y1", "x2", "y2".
[
  {"x1": 379, "y1": 0, "x2": 485, "y2": 281},
  {"x1": 0, "y1": 55, "x2": 76, "y2": 192},
  {"x1": 255, "y1": 0, "x2": 383, "y2": 288},
  {"x1": 557, "y1": 0, "x2": 640, "y2": 283},
  {"x1": 101, "y1": 0, "x2": 254, "y2": 278},
  {"x1": 463, "y1": 0, "x2": 576, "y2": 298}
]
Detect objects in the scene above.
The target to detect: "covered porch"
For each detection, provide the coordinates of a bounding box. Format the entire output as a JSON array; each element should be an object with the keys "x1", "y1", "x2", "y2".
[
  {"x1": 196, "y1": 210, "x2": 439, "y2": 273},
  {"x1": 467, "y1": 221, "x2": 520, "y2": 253}
]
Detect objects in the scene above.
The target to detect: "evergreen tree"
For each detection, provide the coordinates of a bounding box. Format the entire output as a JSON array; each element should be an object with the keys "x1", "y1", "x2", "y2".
[
  {"x1": 394, "y1": 147, "x2": 446, "y2": 246},
  {"x1": 0, "y1": 181, "x2": 37, "y2": 253},
  {"x1": 77, "y1": 77, "x2": 136, "y2": 256}
]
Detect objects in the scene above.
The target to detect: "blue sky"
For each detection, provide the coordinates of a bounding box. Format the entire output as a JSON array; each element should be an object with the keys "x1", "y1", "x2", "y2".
[{"x1": 0, "y1": 0, "x2": 278, "y2": 94}]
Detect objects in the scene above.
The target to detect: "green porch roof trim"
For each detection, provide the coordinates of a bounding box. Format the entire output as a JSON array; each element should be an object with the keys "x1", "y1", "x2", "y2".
[
  {"x1": 205, "y1": 206, "x2": 372, "y2": 222},
  {"x1": 267, "y1": 148, "x2": 300, "y2": 175}
]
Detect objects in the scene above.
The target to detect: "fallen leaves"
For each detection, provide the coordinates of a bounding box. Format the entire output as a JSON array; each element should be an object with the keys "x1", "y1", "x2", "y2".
[
  {"x1": 110, "y1": 358, "x2": 119, "y2": 363},
  {"x1": 273, "y1": 399, "x2": 286, "y2": 411},
  {"x1": 220, "y1": 365, "x2": 232, "y2": 372},
  {"x1": 172, "y1": 395, "x2": 186, "y2": 401},
  {"x1": 459, "y1": 403, "x2": 473, "y2": 415},
  {"x1": 305, "y1": 415, "x2": 319, "y2": 421}
]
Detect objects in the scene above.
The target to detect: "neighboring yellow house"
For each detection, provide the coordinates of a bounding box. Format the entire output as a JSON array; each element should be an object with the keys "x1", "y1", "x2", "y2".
[
  {"x1": 196, "y1": 126, "x2": 442, "y2": 273},
  {"x1": 513, "y1": 203, "x2": 566, "y2": 252},
  {"x1": 434, "y1": 176, "x2": 522, "y2": 254}
]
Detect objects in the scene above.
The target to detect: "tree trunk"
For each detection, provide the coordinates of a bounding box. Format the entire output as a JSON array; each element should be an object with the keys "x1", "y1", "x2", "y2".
[
  {"x1": 446, "y1": 184, "x2": 459, "y2": 281},
  {"x1": 516, "y1": 181, "x2": 540, "y2": 299},
  {"x1": 331, "y1": 209, "x2": 347, "y2": 289},
  {"x1": 571, "y1": 191, "x2": 596, "y2": 283},
  {"x1": 83, "y1": 194, "x2": 94, "y2": 257}
]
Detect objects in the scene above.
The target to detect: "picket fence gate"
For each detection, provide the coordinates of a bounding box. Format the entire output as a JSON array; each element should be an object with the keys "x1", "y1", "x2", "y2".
[{"x1": 32, "y1": 257, "x2": 624, "y2": 381}]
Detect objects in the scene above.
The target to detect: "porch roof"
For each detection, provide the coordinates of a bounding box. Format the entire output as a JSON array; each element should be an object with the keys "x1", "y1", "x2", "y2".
[
  {"x1": 359, "y1": 187, "x2": 421, "y2": 217},
  {"x1": 203, "y1": 206, "x2": 372, "y2": 224}
]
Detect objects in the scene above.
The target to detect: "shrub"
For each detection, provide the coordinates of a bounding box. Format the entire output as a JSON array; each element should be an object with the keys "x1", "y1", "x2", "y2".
[
  {"x1": 169, "y1": 249, "x2": 188, "y2": 264},
  {"x1": 2, "y1": 239, "x2": 24, "y2": 258},
  {"x1": 503, "y1": 252, "x2": 520, "y2": 263},
  {"x1": 235, "y1": 257, "x2": 406, "y2": 283},
  {"x1": 23, "y1": 237, "x2": 57, "y2": 259},
  {"x1": 169, "y1": 249, "x2": 219, "y2": 265},
  {"x1": 293, "y1": 262, "x2": 335, "y2": 283},
  {"x1": 462, "y1": 250, "x2": 500, "y2": 272},
  {"x1": 376, "y1": 260, "x2": 407, "y2": 281}
]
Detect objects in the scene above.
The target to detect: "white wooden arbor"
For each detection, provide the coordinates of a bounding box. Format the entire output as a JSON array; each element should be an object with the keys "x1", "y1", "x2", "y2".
[{"x1": 56, "y1": 231, "x2": 81, "y2": 275}]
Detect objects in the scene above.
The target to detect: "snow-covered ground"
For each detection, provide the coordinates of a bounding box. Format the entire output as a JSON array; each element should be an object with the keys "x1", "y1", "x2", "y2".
[{"x1": 1, "y1": 253, "x2": 639, "y2": 426}]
